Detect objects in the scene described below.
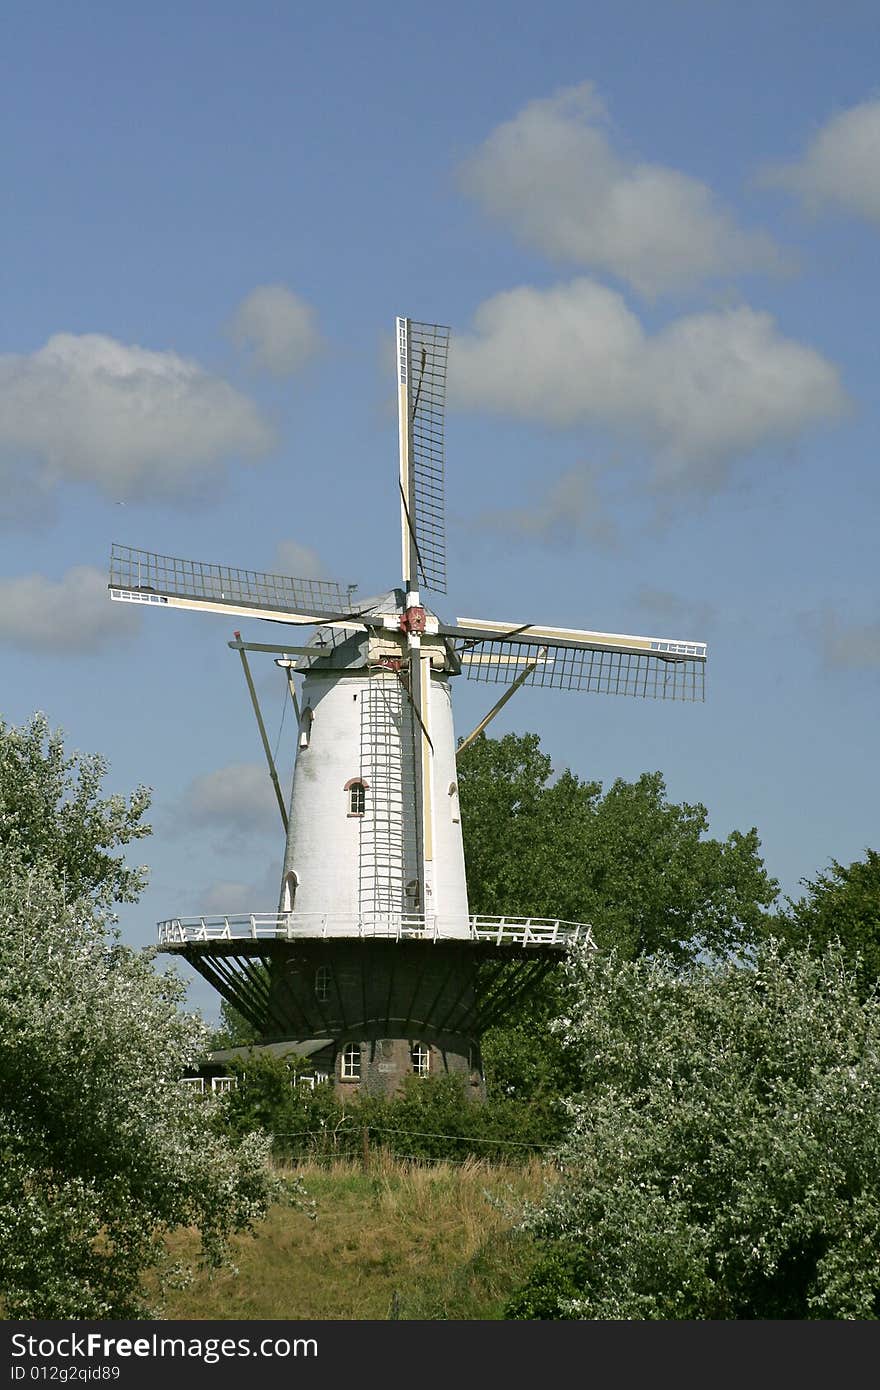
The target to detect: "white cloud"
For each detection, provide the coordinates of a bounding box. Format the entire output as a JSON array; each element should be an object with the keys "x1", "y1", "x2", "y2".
[
  {"x1": 762, "y1": 99, "x2": 880, "y2": 224},
  {"x1": 182, "y1": 761, "x2": 281, "y2": 835},
  {"x1": 271, "y1": 538, "x2": 323, "y2": 578},
  {"x1": 228, "y1": 285, "x2": 322, "y2": 375},
  {"x1": 0, "y1": 565, "x2": 140, "y2": 652},
  {"x1": 818, "y1": 615, "x2": 880, "y2": 671},
  {"x1": 475, "y1": 463, "x2": 616, "y2": 548},
  {"x1": 190, "y1": 876, "x2": 279, "y2": 915},
  {"x1": 0, "y1": 465, "x2": 57, "y2": 529},
  {"x1": 0, "y1": 333, "x2": 274, "y2": 504},
  {"x1": 459, "y1": 83, "x2": 783, "y2": 296},
  {"x1": 633, "y1": 587, "x2": 715, "y2": 638},
  {"x1": 180, "y1": 856, "x2": 283, "y2": 919},
  {"x1": 449, "y1": 278, "x2": 847, "y2": 489}
]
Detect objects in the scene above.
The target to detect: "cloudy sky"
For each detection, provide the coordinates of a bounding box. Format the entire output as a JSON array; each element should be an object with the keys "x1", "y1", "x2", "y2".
[{"x1": 2, "y1": 2, "x2": 877, "y2": 1020}]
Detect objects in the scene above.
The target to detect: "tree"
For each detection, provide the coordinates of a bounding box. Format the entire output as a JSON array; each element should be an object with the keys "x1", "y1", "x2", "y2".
[
  {"x1": 507, "y1": 942, "x2": 880, "y2": 1319},
  {"x1": 0, "y1": 715, "x2": 290, "y2": 1318},
  {"x1": 773, "y1": 849, "x2": 880, "y2": 999},
  {"x1": 458, "y1": 732, "x2": 777, "y2": 963},
  {"x1": 0, "y1": 711, "x2": 151, "y2": 910},
  {"x1": 210, "y1": 995, "x2": 259, "y2": 1050},
  {"x1": 458, "y1": 732, "x2": 777, "y2": 1103}
]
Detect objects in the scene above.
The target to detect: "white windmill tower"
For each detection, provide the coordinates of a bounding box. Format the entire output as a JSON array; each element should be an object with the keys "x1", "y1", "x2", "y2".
[{"x1": 109, "y1": 316, "x2": 707, "y2": 1096}]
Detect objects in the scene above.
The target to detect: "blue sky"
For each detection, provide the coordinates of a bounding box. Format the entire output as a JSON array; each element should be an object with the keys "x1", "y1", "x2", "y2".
[{"x1": 2, "y1": 1, "x2": 878, "y2": 1021}]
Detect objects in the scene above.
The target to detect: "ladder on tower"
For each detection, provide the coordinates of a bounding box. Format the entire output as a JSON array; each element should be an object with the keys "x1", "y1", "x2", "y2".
[{"x1": 358, "y1": 670, "x2": 415, "y2": 922}]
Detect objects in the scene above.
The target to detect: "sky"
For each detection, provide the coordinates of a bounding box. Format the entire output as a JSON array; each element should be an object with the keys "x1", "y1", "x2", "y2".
[{"x1": 2, "y1": 1, "x2": 878, "y2": 1023}]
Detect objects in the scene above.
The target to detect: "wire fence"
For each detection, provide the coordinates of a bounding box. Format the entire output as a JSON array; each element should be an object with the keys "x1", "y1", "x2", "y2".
[{"x1": 264, "y1": 1122, "x2": 561, "y2": 1167}]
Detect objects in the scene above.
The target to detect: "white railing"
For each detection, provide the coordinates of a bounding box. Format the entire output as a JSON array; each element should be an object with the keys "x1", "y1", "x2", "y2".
[{"x1": 157, "y1": 911, "x2": 594, "y2": 949}]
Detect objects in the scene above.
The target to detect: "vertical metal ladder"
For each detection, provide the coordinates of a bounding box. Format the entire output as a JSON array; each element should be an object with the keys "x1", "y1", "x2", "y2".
[{"x1": 358, "y1": 670, "x2": 413, "y2": 921}]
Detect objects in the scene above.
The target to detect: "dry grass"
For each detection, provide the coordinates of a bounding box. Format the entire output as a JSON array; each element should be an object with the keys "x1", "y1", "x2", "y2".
[{"x1": 153, "y1": 1153, "x2": 553, "y2": 1321}]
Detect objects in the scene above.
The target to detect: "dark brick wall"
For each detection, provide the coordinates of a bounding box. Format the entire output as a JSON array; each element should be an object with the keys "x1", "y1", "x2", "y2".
[{"x1": 263, "y1": 939, "x2": 485, "y2": 1099}]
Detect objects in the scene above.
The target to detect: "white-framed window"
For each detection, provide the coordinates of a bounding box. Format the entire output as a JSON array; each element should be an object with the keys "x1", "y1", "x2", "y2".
[
  {"x1": 315, "y1": 964, "x2": 332, "y2": 1002},
  {"x1": 340, "y1": 1042, "x2": 361, "y2": 1081},
  {"x1": 296, "y1": 1072, "x2": 330, "y2": 1090},
  {"x1": 448, "y1": 780, "x2": 460, "y2": 823},
  {"x1": 410, "y1": 1042, "x2": 430, "y2": 1076},
  {"x1": 179, "y1": 1076, "x2": 205, "y2": 1095},
  {"x1": 346, "y1": 779, "x2": 367, "y2": 816},
  {"x1": 211, "y1": 1076, "x2": 236, "y2": 1094}
]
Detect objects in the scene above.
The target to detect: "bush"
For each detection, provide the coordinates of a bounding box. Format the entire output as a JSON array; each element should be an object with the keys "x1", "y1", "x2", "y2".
[
  {"x1": 506, "y1": 942, "x2": 880, "y2": 1320},
  {"x1": 217, "y1": 1064, "x2": 568, "y2": 1165}
]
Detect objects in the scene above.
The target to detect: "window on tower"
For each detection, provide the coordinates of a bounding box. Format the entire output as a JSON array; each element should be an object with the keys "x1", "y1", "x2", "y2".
[
  {"x1": 345, "y1": 778, "x2": 367, "y2": 816},
  {"x1": 410, "y1": 1042, "x2": 430, "y2": 1077},
  {"x1": 340, "y1": 1042, "x2": 362, "y2": 1081},
  {"x1": 299, "y1": 707, "x2": 313, "y2": 749},
  {"x1": 314, "y1": 965, "x2": 331, "y2": 1002},
  {"x1": 282, "y1": 870, "x2": 298, "y2": 913}
]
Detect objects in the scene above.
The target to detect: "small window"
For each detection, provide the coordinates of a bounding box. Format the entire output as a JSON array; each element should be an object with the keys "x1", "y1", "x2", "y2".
[
  {"x1": 211, "y1": 1076, "x2": 236, "y2": 1094},
  {"x1": 410, "y1": 1043, "x2": 430, "y2": 1077},
  {"x1": 179, "y1": 1076, "x2": 204, "y2": 1095},
  {"x1": 299, "y1": 707, "x2": 314, "y2": 749},
  {"x1": 282, "y1": 870, "x2": 298, "y2": 913},
  {"x1": 347, "y1": 780, "x2": 366, "y2": 816},
  {"x1": 448, "y1": 781, "x2": 461, "y2": 823},
  {"x1": 315, "y1": 964, "x2": 332, "y2": 1002},
  {"x1": 341, "y1": 1043, "x2": 361, "y2": 1081}
]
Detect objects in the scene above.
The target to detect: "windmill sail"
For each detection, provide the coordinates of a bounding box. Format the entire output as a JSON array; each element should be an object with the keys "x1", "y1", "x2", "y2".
[
  {"x1": 396, "y1": 315, "x2": 450, "y2": 925},
  {"x1": 109, "y1": 543, "x2": 360, "y2": 627},
  {"x1": 397, "y1": 318, "x2": 450, "y2": 595},
  {"x1": 445, "y1": 617, "x2": 707, "y2": 702}
]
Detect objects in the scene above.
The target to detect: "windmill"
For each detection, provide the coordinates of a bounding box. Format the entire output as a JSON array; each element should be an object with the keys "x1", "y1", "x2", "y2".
[{"x1": 109, "y1": 316, "x2": 706, "y2": 1096}]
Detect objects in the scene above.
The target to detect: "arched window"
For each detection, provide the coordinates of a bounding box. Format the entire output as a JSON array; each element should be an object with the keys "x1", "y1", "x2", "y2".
[
  {"x1": 299, "y1": 707, "x2": 314, "y2": 749},
  {"x1": 448, "y1": 780, "x2": 461, "y2": 824},
  {"x1": 314, "y1": 964, "x2": 331, "y2": 1002},
  {"x1": 340, "y1": 1042, "x2": 361, "y2": 1081},
  {"x1": 344, "y1": 777, "x2": 368, "y2": 816},
  {"x1": 410, "y1": 1042, "x2": 430, "y2": 1077},
  {"x1": 282, "y1": 870, "x2": 299, "y2": 913}
]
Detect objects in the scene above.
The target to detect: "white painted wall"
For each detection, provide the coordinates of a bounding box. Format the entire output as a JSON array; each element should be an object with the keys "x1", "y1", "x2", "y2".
[{"x1": 279, "y1": 666, "x2": 471, "y2": 936}]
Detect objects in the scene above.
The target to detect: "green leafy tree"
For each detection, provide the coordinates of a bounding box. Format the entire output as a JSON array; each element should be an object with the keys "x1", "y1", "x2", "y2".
[
  {"x1": 773, "y1": 849, "x2": 880, "y2": 998},
  {"x1": 507, "y1": 942, "x2": 880, "y2": 1319},
  {"x1": 458, "y1": 732, "x2": 777, "y2": 962},
  {"x1": 0, "y1": 712, "x2": 151, "y2": 909},
  {"x1": 219, "y1": 1050, "x2": 342, "y2": 1160},
  {"x1": 210, "y1": 996, "x2": 260, "y2": 1050},
  {"x1": 458, "y1": 732, "x2": 777, "y2": 1103},
  {"x1": 0, "y1": 715, "x2": 289, "y2": 1318}
]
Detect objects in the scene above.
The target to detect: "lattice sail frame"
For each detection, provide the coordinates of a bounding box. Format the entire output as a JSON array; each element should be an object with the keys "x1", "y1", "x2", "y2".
[
  {"x1": 459, "y1": 639, "x2": 705, "y2": 701},
  {"x1": 109, "y1": 543, "x2": 356, "y2": 622},
  {"x1": 397, "y1": 318, "x2": 450, "y2": 594}
]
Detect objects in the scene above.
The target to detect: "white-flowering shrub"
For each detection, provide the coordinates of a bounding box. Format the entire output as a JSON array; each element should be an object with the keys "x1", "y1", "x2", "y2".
[
  {"x1": 0, "y1": 716, "x2": 290, "y2": 1318},
  {"x1": 508, "y1": 942, "x2": 880, "y2": 1319}
]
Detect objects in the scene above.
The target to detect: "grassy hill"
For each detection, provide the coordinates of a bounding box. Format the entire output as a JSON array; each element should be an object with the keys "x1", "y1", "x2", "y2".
[{"x1": 154, "y1": 1155, "x2": 553, "y2": 1321}]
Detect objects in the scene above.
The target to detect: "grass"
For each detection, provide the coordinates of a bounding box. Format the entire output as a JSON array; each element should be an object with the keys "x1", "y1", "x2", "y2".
[{"x1": 153, "y1": 1153, "x2": 554, "y2": 1321}]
